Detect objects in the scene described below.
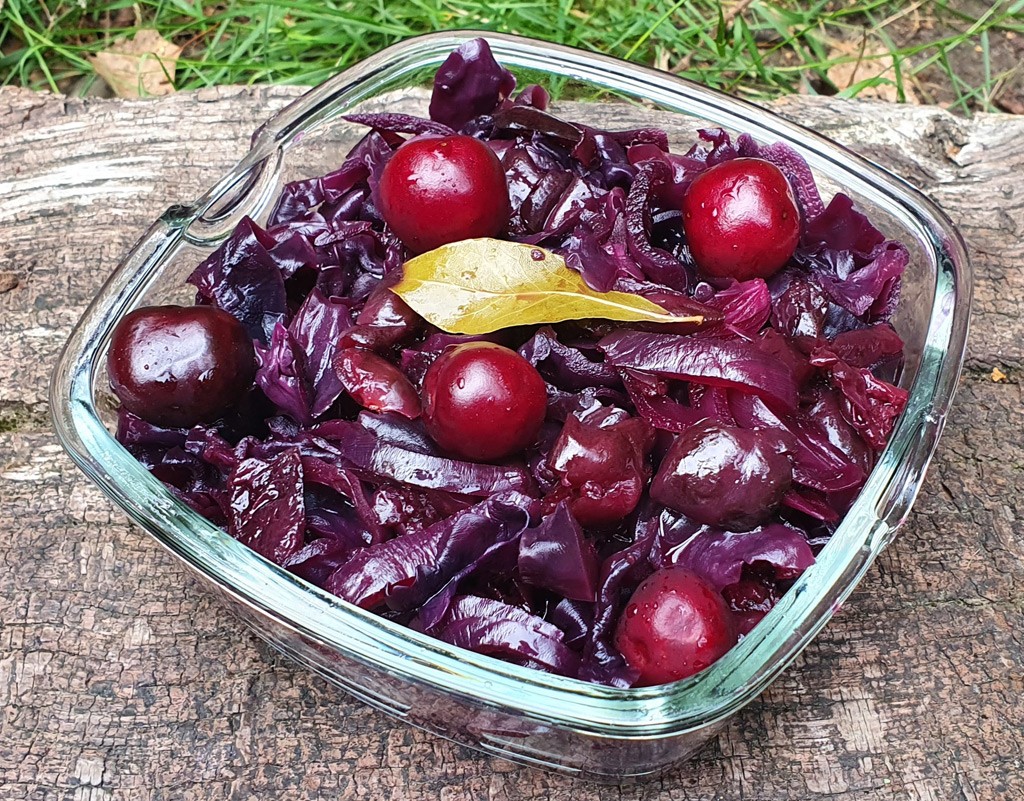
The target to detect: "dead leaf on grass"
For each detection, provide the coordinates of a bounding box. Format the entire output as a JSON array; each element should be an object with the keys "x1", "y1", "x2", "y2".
[
  {"x1": 90, "y1": 29, "x2": 182, "y2": 99},
  {"x1": 826, "y1": 37, "x2": 918, "y2": 104}
]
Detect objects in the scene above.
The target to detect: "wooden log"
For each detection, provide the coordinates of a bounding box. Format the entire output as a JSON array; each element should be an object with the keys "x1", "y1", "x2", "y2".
[{"x1": 0, "y1": 84, "x2": 1021, "y2": 800}]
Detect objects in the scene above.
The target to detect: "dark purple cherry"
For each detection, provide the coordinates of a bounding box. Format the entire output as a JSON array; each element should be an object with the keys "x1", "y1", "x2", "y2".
[
  {"x1": 682, "y1": 157, "x2": 800, "y2": 280},
  {"x1": 421, "y1": 342, "x2": 546, "y2": 462},
  {"x1": 546, "y1": 415, "x2": 648, "y2": 527},
  {"x1": 378, "y1": 134, "x2": 511, "y2": 253},
  {"x1": 615, "y1": 567, "x2": 738, "y2": 686},
  {"x1": 107, "y1": 304, "x2": 256, "y2": 428},
  {"x1": 650, "y1": 420, "x2": 792, "y2": 531}
]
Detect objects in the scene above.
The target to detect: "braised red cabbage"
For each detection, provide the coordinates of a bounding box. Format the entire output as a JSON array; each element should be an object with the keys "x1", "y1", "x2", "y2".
[
  {"x1": 227, "y1": 448, "x2": 305, "y2": 565},
  {"x1": 669, "y1": 525, "x2": 816, "y2": 590},
  {"x1": 518, "y1": 502, "x2": 599, "y2": 603},
  {"x1": 427, "y1": 595, "x2": 579, "y2": 676},
  {"x1": 115, "y1": 39, "x2": 910, "y2": 687}
]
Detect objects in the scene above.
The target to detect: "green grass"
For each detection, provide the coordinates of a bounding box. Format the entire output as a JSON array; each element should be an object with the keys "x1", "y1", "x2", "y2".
[{"x1": 1, "y1": 0, "x2": 1022, "y2": 113}]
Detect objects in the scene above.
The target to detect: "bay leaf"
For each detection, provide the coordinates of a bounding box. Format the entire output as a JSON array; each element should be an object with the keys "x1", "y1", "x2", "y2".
[{"x1": 391, "y1": 238, "x2": 703, "y2": 335}]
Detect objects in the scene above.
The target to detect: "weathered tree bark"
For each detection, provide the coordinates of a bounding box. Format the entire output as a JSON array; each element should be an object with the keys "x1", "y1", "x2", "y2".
[{"x1": 0, "y1": 85, "x2": 1021, "y2": 800}]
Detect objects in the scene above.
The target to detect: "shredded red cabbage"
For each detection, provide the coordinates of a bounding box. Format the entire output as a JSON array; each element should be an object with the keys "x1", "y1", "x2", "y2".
[{"x1": 116, "y1": 39, "x2": 910, "y2": 686}]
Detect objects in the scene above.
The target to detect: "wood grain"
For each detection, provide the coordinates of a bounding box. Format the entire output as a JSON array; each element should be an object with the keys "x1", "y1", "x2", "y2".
[{"x1": 1, "y1": 84, "x2": 1022, "y2": 800}]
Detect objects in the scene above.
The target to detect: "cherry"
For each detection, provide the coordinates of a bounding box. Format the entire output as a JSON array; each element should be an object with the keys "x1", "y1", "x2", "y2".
[
  {"x1": 107, "y1": 305, "x2": 255, "y2": 428},
  {"x1": 546, "y1": 415, "x2": 647, "y2": 527},
  {"x1": 682, "y1": 157, "x2": 800, "y2": 280},
  {"x1": 615, "y1": 567, "x2": 738, "y2": 686},
  {"x1": 378, "y1": 134, "x2": 511, "y2": 253},
  {"x1": 650, "y1": 421, "x2": 793, "y2": 531},
  {"x1": 421, "y1": 342, "x2": 547, "y2": 461}
]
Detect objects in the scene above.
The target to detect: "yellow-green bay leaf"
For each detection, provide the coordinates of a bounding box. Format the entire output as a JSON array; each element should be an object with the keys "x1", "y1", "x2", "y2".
[{"x1": 391, "y1": 238, "x2": 703, "y2": 335}]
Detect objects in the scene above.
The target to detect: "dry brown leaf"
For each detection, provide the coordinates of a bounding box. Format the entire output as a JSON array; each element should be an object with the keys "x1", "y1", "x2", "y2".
[
  {"x1": 826, "y1": 37, "x2": 918, "y2": 104},
  {"x1": 90, "y1": 29, "x2": 182, "y2": 99}
]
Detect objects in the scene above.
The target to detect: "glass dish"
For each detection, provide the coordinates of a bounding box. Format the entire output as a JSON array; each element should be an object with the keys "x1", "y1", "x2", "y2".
[{"x1": 51, "y1": 31, "x2": 971, "y2": 780}]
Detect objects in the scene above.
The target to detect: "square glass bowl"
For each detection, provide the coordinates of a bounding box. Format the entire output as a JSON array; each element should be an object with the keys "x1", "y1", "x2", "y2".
[{"x1": 51, "y1": 31, "x2": 971, "y2": 779}]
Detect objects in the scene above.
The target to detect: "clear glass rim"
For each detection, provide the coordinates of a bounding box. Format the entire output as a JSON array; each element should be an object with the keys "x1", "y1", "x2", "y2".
[{"x1": 50, "y1": 30, "x2": 972, "y2": 739}]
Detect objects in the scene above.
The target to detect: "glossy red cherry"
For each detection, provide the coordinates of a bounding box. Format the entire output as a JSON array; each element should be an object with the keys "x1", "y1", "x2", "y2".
[
  {"x1": 614, "y1": 567, "x2": 738, "y2": 686},
  {"x1": 421, "y1": 342, "x2": 547, "y2": 461},
  {"x1": 682, "y1": 157, "x2": 800, "y2": 280},
  {"x1": 378, "y1": 134, "x2": 511, "y2": 253},
  {"x1": 107, "y1": 305, "x2": 255, "y2": 428}
]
